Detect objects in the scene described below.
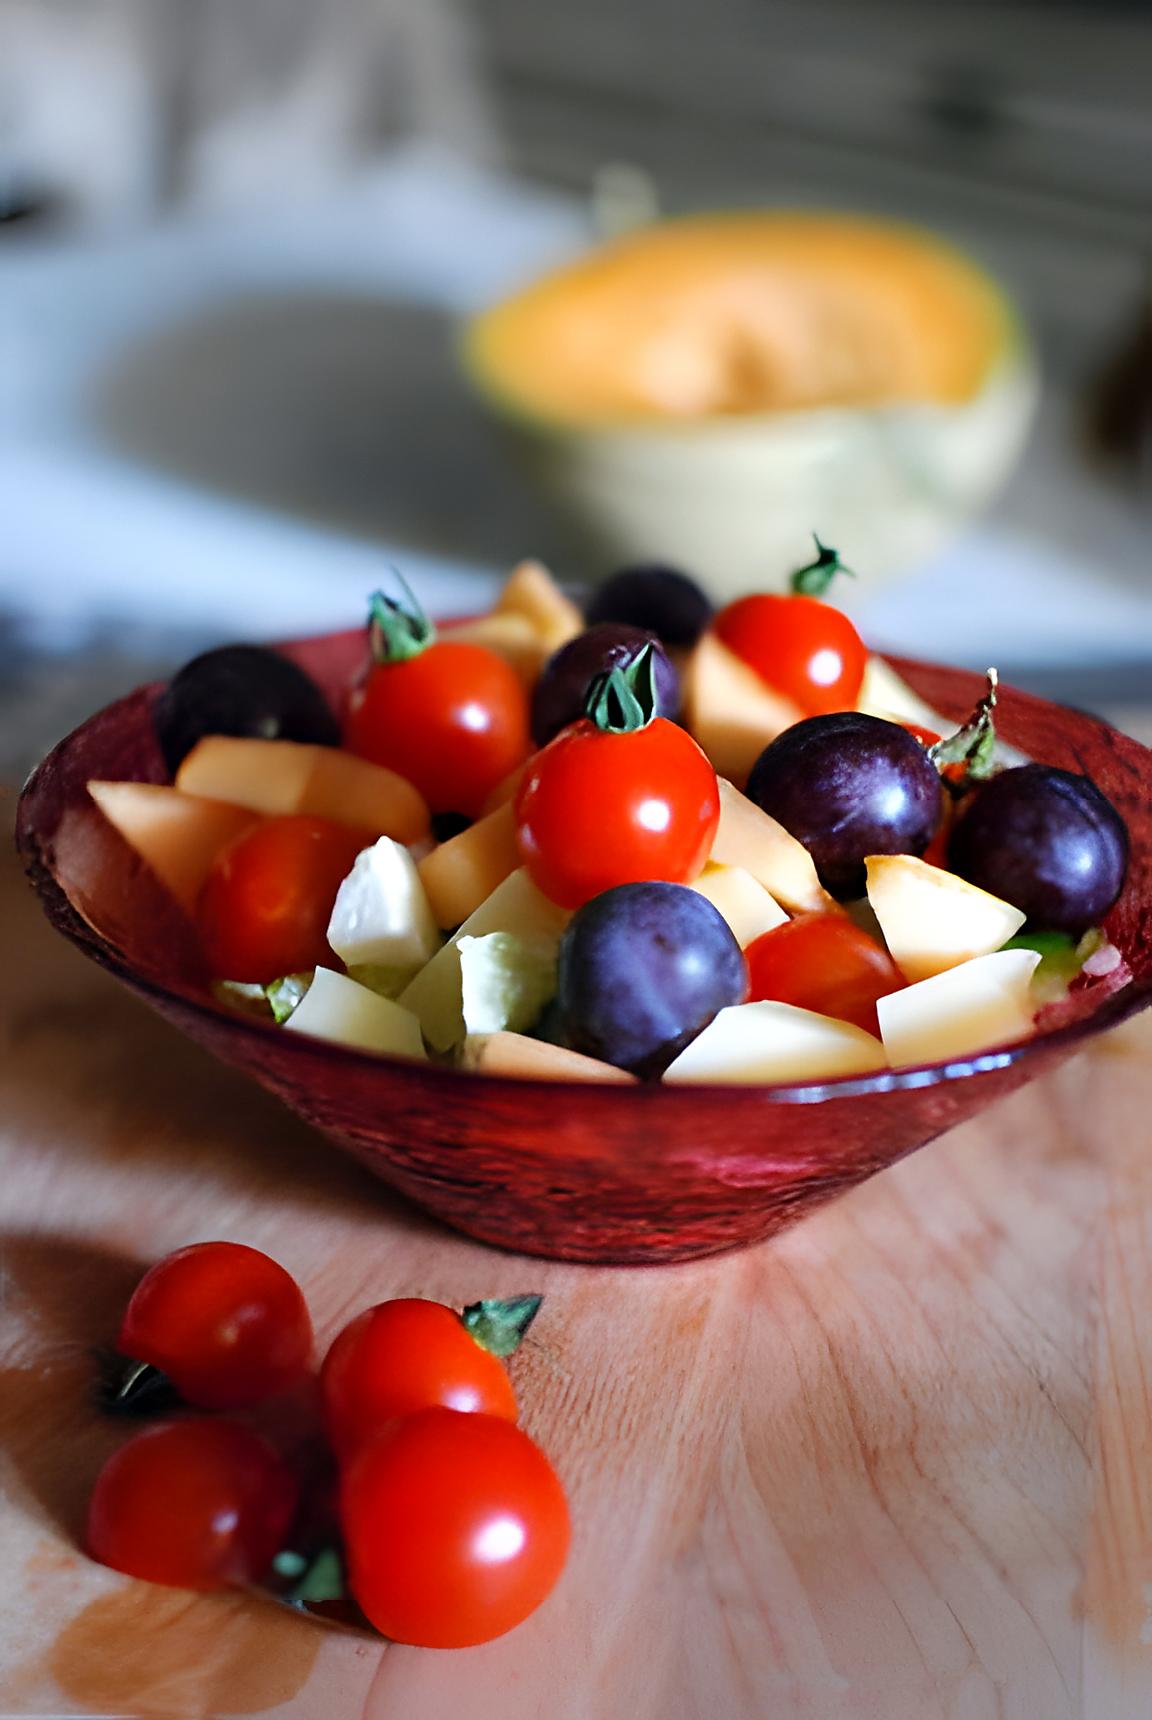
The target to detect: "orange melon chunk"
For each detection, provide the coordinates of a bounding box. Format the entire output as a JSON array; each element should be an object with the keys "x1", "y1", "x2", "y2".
[
  {"x1": 683, "y1": 633, "x2": 802, "y2": 787},
  {"x1": 418, "y1": 803, "x2": 521, "y2": 930},
  {"x1": 175, "y1": 738, "x2": 430, "y2": 845},
  {"x1": 87, "y1": 782, "x2": 258, "y2": 913},
  {"x1": 493, "y1": 559, "x2": 583, "y2": 651},
  {"x1": 462, "y1": 1031, "x2": 637, "y2": 1082},
  {"x1": 710, "y1": 778, "x2": 836, "y2": 916}
]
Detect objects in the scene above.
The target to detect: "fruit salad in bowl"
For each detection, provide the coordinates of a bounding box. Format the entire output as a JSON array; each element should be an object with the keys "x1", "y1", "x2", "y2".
[{"x1": 17, "y1": 555, "x2": 1151, "y2": 1263}]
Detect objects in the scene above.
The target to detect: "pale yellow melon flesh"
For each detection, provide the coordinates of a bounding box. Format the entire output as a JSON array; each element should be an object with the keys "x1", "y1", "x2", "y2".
[
  {"x1": 710, "y1": 779, "x2": 836, "y2": 915},
  {"x1": 856, "y1": 657, "x2": 952, "y2": 736},
  {"x1": 481, "y1": 763, "x2": 529, "y2": 816},
  {"x1": 87, "y1": 781, "x2": 258, "y2": 913},
  {"x1": 689, "y1": 862, "x2": 787, "y2": 947},
  {"x1": 664, "y1": 1000, "x2": 888, "y2": 1084},
  {"x1": 865, "y1": 854, "x2": 1025, "y2": 984},
  {"x1": 877, "y1": 948, "x2": 1041, "y2": 1068},
  {"x1": 436, "y1": 612, "x2": 549, "y2": 688},
  {"x1": 682, "y1": 632, "x2": 802, "y2": 788},
  {"x1": 461, "y1": 1031, "x2": 637, "y2": 1083},
  {"x1": 493, "y1": 559, "x2": 584, "y2": 652},
  {"x1": 175, "y1": 738, "x2": 430, "y2": 846},
  {"x1": 418, "y1": 802, "x2": 520, "y2": 930}
]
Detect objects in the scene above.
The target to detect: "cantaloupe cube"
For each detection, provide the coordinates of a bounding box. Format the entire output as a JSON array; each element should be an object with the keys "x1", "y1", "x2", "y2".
[
  {"x1": 689, "y1": 863, "x2": 787, "y2": 947},
  {"x1": 493, "y1": 559, "x2": 584, "y2": 651},
  {"x1": 683, "y1": 632, "x2": 803, "y2": 786},
  {"x1": 418, "y1": 802, "x2": 520, "y2": 929},
  {"x1": 480, "y1": 763, "x2": 528, "y2": 816},
  {"x1": 865, "y1": 854, "x2": 1025, "y2": 984},
  {"x1": 283, "y1": 967, "x2": 425, "y2": 1059},
  {"x1": 399, "y1": 868, "x2": 570, "y2": 1052},
  {"x1": 877, "y1": 948, "x2": 1041, "y2": 1068},
  {"x1": 856, "y1": 655, "x2": 951, "y2": 737},
  {"x1": 710, "y1": 779, "x2": 836, "y2": 915},
  {"x1": 176, "y1": 738, "x2": 429, "y2": 845},
  {"x1": 437, "y1": 612, "x2": 549, "y2": 687},
  {"x1": 462, "y1": 1032, "x2": 637, "y2": 1082},
  {"x1": 664, "y1": 1001, "x2": 888, "y2": 1084},
  {"x1": 88, "y1": 781, "x2": 258, "y2": 913}
]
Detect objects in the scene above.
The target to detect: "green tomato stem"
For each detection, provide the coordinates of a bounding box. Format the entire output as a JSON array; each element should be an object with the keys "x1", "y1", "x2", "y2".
[
  {"x1": 461, "y1": 1295, "x2": 543, "y2": 1358},
  {"x1": 367, "y1": 571, "x2": 435, "y2": 665},
  {"x1": 585, "y1": 642, "x2": 658, "y2": 733},
  {"x1": 788, "y1": 534, "x2": 856, "y2": 598}
]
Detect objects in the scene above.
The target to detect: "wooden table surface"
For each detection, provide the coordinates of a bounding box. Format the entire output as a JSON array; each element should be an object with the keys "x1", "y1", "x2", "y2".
[{"x1": 3, "y1": 804, "x2": 1152, "y2": 1720}]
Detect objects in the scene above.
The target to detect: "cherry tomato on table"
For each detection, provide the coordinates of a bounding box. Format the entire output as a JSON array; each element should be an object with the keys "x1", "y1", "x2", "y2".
[
  {"x1": 87, "y1": 1419, "x2": 297, "y2": 1591},
  {"x1": 341, "y1": 1407, "x2": 570, "y2": 1648},
  {"x1": 344, "y1": 589, "x2": 530, "y2": 817},
  {"x1": 746, "y1": 913, "x2": 904, "y2": 1035},
  {"x1": 322, "y1": 1297, "x2": 536, "y2": 1460},
  {"x1": 117, "y1": 1241, "x2": 313, "y2": 1410},
  {"x1": 198, "y1": 814, "x2": 368, "y2": 983}
]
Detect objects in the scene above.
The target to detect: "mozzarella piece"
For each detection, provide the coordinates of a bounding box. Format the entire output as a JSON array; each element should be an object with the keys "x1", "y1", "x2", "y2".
[
  {"x1": 283, "y1": 968, "x2": 426, "y2": 1059},
  {"x1": 399, "y1": 868, "x2": 569, "y2": 1051},
  {"x1": 866, "y1": 854, "x2": 1025, "y2": 984},
  {"x1": 664, "y1": 1001, "x2": 888, "y2": 1084},
  {"x1": 877, "y1": 948, "x2": 1041, "y2": 1068},
  {"x1": 326, "y1": 837, "x2": 440, "y2": 980},
  {"x1": 688, "y1": 863, "x2": 788, "y2": 947}
]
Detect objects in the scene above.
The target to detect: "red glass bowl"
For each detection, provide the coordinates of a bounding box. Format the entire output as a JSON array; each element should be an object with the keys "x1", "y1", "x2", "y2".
[{"x1": 16, "y1": 636, "x2": 1152, "y2": 1265}]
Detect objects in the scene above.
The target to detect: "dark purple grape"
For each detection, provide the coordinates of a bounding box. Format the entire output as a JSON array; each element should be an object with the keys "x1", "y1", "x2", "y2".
[
  {"x1": 530, "y1": 623, "x2": 679, "y2": 747},
  {"x1": 154, "y1": 645, "x2": 339, "y2": 774},
  {"x1": 746, "y1": 712, "x2": 944, "y2": 899},
  {"x1": 947, "y1": 764, "x2": 1128, "y2": 935},
  {"x1": 586, "y1": 564, "x2": 713, "y2": 647},
  {"x1": 556, "y1": 881, "x2": 747, "y2": 1077}
]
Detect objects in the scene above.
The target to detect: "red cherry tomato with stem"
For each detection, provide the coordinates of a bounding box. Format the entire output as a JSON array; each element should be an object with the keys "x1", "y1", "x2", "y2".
[
  {"x1": 714, "y1": 593, "x2": 866, "y2": 716},
  {"x1": 117, "y1": 1241, "x2": 313, "y2": 1410},
  {"x1": 746, "y1": 913, "x2": 903, "y2": 1035},
  {"x1": 341, "y1": 1407, "x2": 570, "y2": 1648},
  {"x1": 198, "y1": 814, "x2": 369, "y2": 984},
  {"x1": 344, "y1": 589, "x2": 529, "y2": 816},
  {"x1": 322, "y1": 1297, "x2": 538, "y2": 1460},
  {"x1": 87, "y1": 1419, "x2": 298, "y2": 1591}
]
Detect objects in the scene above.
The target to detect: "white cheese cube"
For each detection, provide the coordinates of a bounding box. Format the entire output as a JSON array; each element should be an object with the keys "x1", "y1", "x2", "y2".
[
  {"x1": 283, "y1": 967, "x2": 426, "y2": 1059},
  {"x1": 326, "y1": 837, "x2": 440, "y2": 978},
  {"x1": 459, "y1": 932, "x2": 558, "y2": 1037}
]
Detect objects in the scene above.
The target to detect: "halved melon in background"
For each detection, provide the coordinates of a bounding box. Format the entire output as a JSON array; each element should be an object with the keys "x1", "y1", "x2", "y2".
[{"x1": 462, "y1": 213, "x2": 1035, "y2": 595}]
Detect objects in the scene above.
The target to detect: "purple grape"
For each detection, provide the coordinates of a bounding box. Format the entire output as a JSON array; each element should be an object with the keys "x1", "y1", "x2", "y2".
[
  {"x1": 745, "y1": 712, "x2": 944, "y2": 899},
  {"x1": 556, "y1": 881, "x2": 747, "y2": 1077},
  {"x1": 531, "y1": 623, "x2": 679, "y2": 747},
  {"x1": 947, "y1": 764, "x2": 1128, "y2": 934},
  {"x1": 586, "y1": 564, "x2": 713, "y2": 648},
  {"x1": 155, "y1": 645, "x2": 338, "y2": 774}
]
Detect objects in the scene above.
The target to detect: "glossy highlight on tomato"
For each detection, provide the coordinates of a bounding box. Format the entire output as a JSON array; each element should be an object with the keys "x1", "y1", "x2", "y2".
[
  {"x1": 746, "y1": 913, "x2": 903, "y2": 1035},
  {"x1": 345, "y1": 641, "x2": 530, "y2": 818},
  {"x1": 515, "y1": 716, "x2": 720, "y2": 909},
  {"x1": 714, "y1": 592, "x2": 867, "y2": 715},
  {"x1": 321, "y1": 1298, "x2": 517, "y2": 1459},
  {"x1": 118, "y1": 1240, "x2": 313, "y2": 1410},
  {"x1": 341, "y1": 1407, "x2": 570, "y2": 1648},
  {"x1": 198, "y1": 814, "x2": 368, "y2": 983},
  {"x1": 87, "y1": 1419, "x2": 298, "y2": 1591}
]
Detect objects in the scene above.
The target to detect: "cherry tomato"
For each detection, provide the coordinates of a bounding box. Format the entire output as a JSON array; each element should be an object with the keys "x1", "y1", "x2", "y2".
[
  {"x1": 746, "y1": 913, "x2": 903, "y2": 1035},
  {"x1": 515, "y1": 717, "x2": 720, "y2": 909},
  {"x1": 87, "y1": 1420, "x2": 297, "y2": 1591},
  {"x1": 198, "y1": 814, "x2": 367, "y2": 983},
  {"x1": 322, "y1": 1299, "x2": 517, "y2": 1460},
  {"x1": 344, "y1": 642, "x2": 530, "y2": 818},
  {"x1": 341, "y1": 1408, "x2": 570, "y2": 1647},
  {"x1": 714, "y1": 594, "x2": 867, "y2": 716},
  {"x1": 118, "y1": 1241, "x2": 313, "y2": 1410}
]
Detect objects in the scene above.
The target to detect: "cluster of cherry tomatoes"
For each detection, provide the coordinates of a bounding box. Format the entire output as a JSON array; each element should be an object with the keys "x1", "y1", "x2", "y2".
[{"x1": 89, "y1": 1241, "x2": 570, "y2": 1648}]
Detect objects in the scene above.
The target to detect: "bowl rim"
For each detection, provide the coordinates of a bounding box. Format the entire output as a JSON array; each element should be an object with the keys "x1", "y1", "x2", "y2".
[{"x1": 15, "y1": 652, "x2": 1152, "y2": 1109}]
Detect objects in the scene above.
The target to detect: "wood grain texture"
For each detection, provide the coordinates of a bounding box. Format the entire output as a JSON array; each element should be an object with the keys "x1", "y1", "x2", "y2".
[{"x1": 2, "y1": 816, "x2": 1152, "y2": 1719}]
